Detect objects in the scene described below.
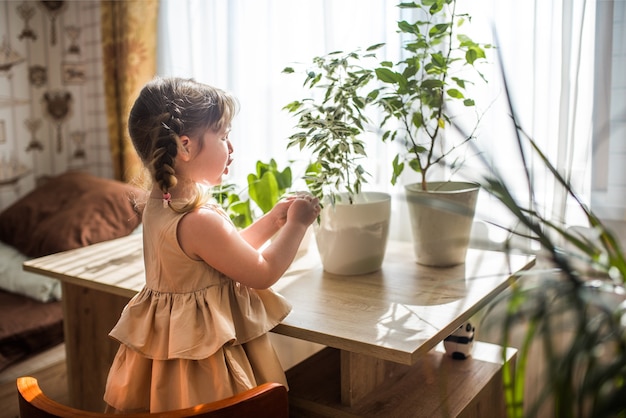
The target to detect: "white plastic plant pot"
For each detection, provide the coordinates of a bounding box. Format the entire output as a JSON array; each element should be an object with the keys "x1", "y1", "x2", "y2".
[
  {"x1": 405, "y1": 181, "x2": 480, "y2": 267},
  {"x1": 314, "y1": 192, "x2": 391, "y2": 275}
]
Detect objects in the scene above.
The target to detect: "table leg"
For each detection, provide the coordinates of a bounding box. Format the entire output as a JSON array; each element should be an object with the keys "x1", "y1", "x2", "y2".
[
  {"x1": 340, "y1": 351, "x2": 387, "y2": 406},
  {"x1": 61, "y1": 282, "x2": 130, "y2": 412}
]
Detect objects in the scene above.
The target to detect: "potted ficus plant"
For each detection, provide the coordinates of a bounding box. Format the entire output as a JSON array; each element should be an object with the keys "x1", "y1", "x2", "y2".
[
  {"x1": 282, "y1": 46, "x2": 392, "y2": 275},
  {"x1": 374, "y1": 0, "x2": 491, "y2": 266}
]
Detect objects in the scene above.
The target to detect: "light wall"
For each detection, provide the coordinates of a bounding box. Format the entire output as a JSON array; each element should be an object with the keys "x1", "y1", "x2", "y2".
[{"x1": 0, "y1": 1, "x2": 111, "y2": 211}]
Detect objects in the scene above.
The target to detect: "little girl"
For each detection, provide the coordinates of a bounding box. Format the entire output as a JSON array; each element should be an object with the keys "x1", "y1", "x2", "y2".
[{"x1": 103, "y1": 76, "x2": 320, "y2": 413}]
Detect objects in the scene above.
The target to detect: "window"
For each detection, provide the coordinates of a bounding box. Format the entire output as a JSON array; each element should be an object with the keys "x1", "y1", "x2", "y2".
[
  {"x1": 158, "y1": 0, "x2": 619, "y2": 243},
  {"x1": 591, "y1": 1, "x2": 626, "y2": 223}
]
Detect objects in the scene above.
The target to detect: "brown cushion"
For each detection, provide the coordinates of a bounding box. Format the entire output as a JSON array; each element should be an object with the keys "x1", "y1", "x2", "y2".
[{"x1": 0, "y1": 171, "x2": 143, "y2": 257}]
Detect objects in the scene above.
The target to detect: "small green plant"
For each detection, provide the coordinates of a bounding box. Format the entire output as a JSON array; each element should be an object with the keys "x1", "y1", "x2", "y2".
[
  {"x1": 212, "y1": 183, "x2": 253, "y2": 229},
  {"x1": 246, "y1": 159, "x2": 292, "y2": 214},
  {"x1": 374, "y1": 0, "x2": 490, "y2": 190},
  {"x1": 213, "y1": 159, "x2": 292, "y2": 229},
  {"x1": 282, "y1": 45, "x2": 383, "y2": 205}
]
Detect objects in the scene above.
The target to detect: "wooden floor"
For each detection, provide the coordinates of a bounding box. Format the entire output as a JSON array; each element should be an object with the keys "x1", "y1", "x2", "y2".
[{"x1": 0, "y1": 344, "x2": 67, "y2": 418}]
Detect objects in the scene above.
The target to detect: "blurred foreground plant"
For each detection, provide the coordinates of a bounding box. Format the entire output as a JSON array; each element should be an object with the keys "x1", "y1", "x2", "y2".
[{"x1": 466, "y1": 47, "x2": 626, "y2": 418}]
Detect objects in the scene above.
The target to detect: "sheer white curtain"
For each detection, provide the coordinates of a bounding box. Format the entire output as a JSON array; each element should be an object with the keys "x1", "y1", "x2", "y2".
[
  {"x1": 459, "y1": 0, "x2": 598, "y2": 245},
  {"x1": 591, "y1": 1, "x2": 626, "y2": 227},
  {"x1": 157, "y1": 0, "x2": 602, "y2": 243},
  {"x1": 157, "y1": 0, "x2": 399, "y2": 190}
]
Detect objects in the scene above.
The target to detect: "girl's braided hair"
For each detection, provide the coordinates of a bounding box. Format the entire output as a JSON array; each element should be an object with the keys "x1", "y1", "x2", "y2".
[{"x1": 128, "y1": 77, "x2": 238, "y2": 212}]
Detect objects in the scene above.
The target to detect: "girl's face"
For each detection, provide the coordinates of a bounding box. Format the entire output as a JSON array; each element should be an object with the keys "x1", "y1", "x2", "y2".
[{"x1": 185, "y1": 128, "x2": 233, "y2": 186}]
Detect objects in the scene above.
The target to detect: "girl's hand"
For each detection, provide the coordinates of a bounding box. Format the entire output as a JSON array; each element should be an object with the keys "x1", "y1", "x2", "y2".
[
  {"x1": 269, "y1": 198, "x2": 295, "y2": 229},
  {"x1": 287, "y1": 193, "x2": 320, "y2": 226}
]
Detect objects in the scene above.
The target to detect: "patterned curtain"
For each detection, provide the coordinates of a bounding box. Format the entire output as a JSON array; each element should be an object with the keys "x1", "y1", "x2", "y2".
[{"x1": 101, "y1": 0, "x2": 158, "y2": 182}]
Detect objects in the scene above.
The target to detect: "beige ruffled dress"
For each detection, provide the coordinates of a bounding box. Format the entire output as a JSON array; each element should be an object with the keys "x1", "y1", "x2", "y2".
[{"x1": 103, "y1": 198, "x2": 292, "y2": 413}]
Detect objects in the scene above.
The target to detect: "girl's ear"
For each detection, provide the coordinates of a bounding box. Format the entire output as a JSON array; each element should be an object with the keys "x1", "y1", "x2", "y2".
[{"x1": 179, "y1": 135, "x2": 192, "y2": 161}]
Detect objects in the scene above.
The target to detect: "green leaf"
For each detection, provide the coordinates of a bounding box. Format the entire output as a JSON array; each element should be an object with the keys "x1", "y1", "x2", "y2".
[
  {"x1": 375, "y1": 67, "x2": 400, "y2": 84},
  {"x1": 465, "y1": 46, "x2": 485, "y2": 65},
  {"x1": 276, "y1": 166, "x2": 292, "y2": 191},
  {"x1": 353, "y1": 142, "x2": 366, "y2": 155},
  {"x1": 248, "y1": 172, "x2": 279, "y2": 214},
  {"x1": 408, "y1": 158, "x2": 422, "y2": 173},
  {"x1": 402, "y1": 64, "x2": 418, "y2": 79},
  {"x1": 246, "y1": 159, "x2": 293, "y2": 214},
  {"x1": 397, "y1": 2, "x2": 419, "y2": 9},
  {"x1": 430, "y1": 52, "x2": 446, "y2": 68},
  {"x1": 366, "y1": 43, "x2": 386, "y2": 51},
  {"x1": 367, "y1": 88, "x2": 380, "y2": 101},
  {"x1": 452, "y1": 77, "x2": 466, "y2": 89},
  {"x1": 391, "y1": 155, "x2": 405, "y2": 186},
  {"x1": 229, "y1": 200, "x2": 253, "y2": 229},
  {"x1": 421, "y1": 79, "x2": 443, "y2": 89},
  {"x1": 429, "y1": 23, "x2": 450, "y2": 37},
  {"x1": 411, "y1": 112, "x2": 424, "y2": 129},
  {"x1": 447, "y1": 88, "x2": 464, "y2": 99},
  {"x1": 255, "y1": 159, "x2": 270, "y2": 178},
  {"x1": 398, "y1": 20, "x2": 420, "y2": 36},
  {"x1": 282, "y1": 101, "x2": 302, "y2": 112}
]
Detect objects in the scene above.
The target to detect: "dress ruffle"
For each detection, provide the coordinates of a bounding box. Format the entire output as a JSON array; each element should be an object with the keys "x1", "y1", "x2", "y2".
[{"x1": 109, "y1": 281, "x2": 292, "y2": 360}]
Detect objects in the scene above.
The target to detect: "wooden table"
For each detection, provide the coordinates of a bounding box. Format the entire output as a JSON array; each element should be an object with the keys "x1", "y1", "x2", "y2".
[{"x1": 24, "y1": 233, "x2": 533, "y2": 416}]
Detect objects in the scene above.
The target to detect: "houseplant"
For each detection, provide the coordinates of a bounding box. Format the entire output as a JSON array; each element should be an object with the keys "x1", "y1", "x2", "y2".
[
  {"x1": 467, "y1": 64, "x2": 626, "y2": 418},
  {"x1": 374, "y1": 0, "x2": 490, "y2": 266},
  {"x1": 246, "y1": 158, "x2": 293, "y2": 216},
  {"x1": 213, "y1": 158, "x2": 292, "y2": 229},
  {"x1": 478, "y1": 121, "x2": 626, "y2": 418},
  {"x1": 283, "y1": 46, "x2": 392, "y2": 275},
  {"x1": 213, "y1": 182, "x2": 253, "y2": 229}
]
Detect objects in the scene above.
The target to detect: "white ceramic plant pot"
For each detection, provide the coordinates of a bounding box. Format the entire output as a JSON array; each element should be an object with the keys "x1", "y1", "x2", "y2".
[
  {"x1": 314, "y1": 192, "x2": 391, "y2": 275},
  {"x1": 405, "y1": 181, "x2": 479, "y2": 267}
]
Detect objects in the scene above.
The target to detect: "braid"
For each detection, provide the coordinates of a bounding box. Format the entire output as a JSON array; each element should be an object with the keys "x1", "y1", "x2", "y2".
[{"x1": 150, "y1": 111, "x2": 180, "y2": 195}]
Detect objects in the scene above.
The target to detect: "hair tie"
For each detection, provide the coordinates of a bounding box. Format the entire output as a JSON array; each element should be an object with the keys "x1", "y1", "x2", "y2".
[{"x1": 163, "y1": 192, "x2": 171, "y2": 208}]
